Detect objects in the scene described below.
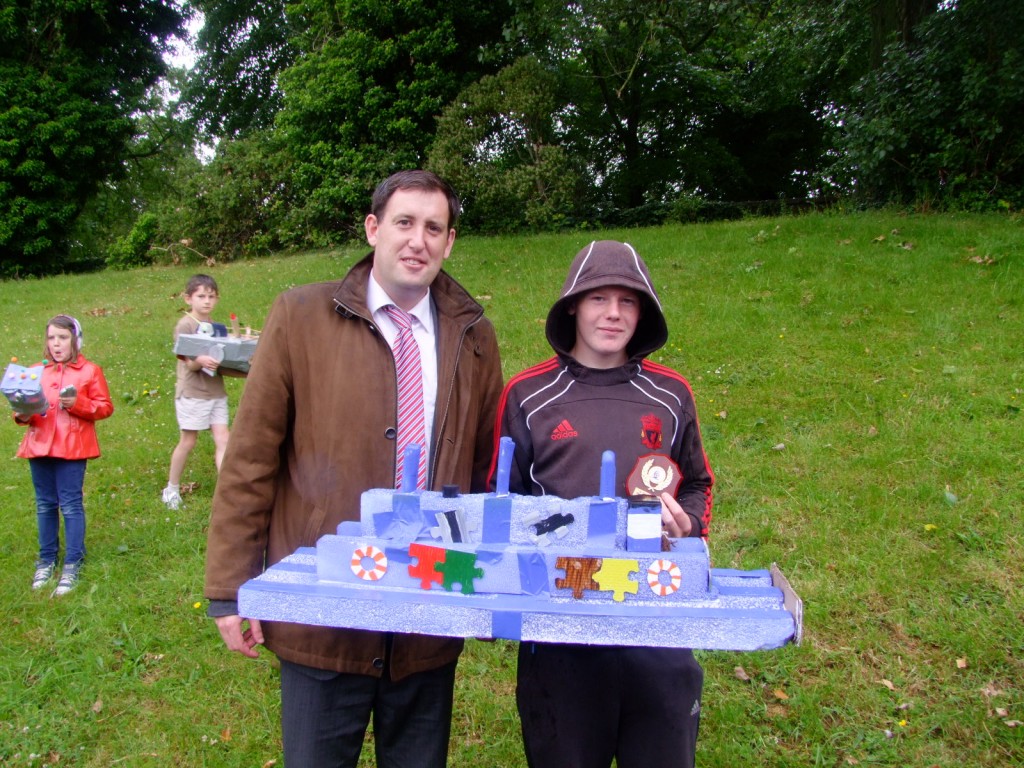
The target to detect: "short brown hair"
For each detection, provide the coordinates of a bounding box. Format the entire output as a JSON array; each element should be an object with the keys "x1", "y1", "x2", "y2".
[
  {"x1": 370, "y1": 170, "x2": 461, "y2": 229},
  {"x1": 185, "y1": 274, "x2": 219, "y2": 297}
]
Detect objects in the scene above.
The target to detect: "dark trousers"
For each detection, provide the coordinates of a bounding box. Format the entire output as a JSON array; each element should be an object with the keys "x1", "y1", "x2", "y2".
[
  {"x1": 516, "y1": 643, "x2": 703, "y2": 768},
  {"x1": 279, "y1": 657, "x2": 457, "y2": 768}
]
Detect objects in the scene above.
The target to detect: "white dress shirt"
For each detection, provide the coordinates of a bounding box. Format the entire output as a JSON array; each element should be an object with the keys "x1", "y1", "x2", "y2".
[{"x1": 367, "y1": 275, "x2": 438, "y2": 473}]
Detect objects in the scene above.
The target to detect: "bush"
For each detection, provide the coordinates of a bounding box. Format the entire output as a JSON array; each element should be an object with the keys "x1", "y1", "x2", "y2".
[
  {"x1": 840, "y1": 1, "x2": 1024, "y2": 209},
  {"x1": 156, "y1": 133, "x2": 300, "y2": 260},
  {"x1": 429, "y1": 57, "x2": 585, "y2": 234},
  {"x1": 105, "y1": 212, "x2": 160, "y2": 270}
]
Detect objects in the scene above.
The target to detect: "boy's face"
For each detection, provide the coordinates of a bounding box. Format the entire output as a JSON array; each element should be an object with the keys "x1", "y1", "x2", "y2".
[
  {"x1": 186, "y1": 286, "x2": 219, "y2": 320},
  {"x1": 365, "y1": 188, "x2": 455, "y2": 311},
  {"x1": 568, "y1": 286, "x2": 641, "y2": 369}
]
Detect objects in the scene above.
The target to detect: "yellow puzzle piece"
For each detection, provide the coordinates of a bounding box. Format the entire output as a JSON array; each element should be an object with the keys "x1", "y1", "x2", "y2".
[{"x1": 593, "y1": 558, "x2": 640, "y2": 602}]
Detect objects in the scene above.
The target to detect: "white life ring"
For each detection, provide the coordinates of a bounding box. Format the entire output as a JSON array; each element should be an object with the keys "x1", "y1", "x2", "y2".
[
  {"x1": 646, "y1": 559, "x2": 682, "y2": 596},
  {"x1": 351, "y1": 545, "x2": 388, "y2": 581}
]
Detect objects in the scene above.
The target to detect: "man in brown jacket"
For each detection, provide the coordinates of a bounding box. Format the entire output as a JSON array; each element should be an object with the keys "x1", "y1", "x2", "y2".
[{"x1": 204, "y1": 170, "x2": 504, "y2": 767}]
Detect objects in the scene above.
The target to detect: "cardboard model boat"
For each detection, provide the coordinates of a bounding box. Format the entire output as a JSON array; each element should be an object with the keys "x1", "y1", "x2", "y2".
[
  {"x1": 239, "y1": 438, "x2": 803, "y2": 651},
  {"x1": 173, "y1": 318, "x2": 258, "y2": 373}
]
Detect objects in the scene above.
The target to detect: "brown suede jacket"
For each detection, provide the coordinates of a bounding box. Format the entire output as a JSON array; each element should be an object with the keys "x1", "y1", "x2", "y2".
[{"x1": 204, "y1": 254, "x2": 503, "y2": 680}]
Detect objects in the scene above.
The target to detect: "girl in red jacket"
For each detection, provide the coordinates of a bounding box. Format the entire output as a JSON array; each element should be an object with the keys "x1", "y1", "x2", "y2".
[{"x1": 13, "y1": 315, "x2": 113, "y2": 596}]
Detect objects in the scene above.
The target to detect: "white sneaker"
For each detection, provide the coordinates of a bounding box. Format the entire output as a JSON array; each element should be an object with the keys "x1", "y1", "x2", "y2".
[
  {"x1": 162, "y1": 487, "x2": 182, "y2": 510},
  {"x1": 52, "y1": 562, "x2": 80, "y2": 597},
  {"x1": 32, "y1": 561, "x2": 56, "y2": 590}
]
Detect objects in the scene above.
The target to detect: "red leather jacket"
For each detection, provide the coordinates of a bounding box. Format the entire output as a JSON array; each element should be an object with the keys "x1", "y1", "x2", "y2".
[{"x1": 15, "y1": 356, "x2": 114, "y2": 460}]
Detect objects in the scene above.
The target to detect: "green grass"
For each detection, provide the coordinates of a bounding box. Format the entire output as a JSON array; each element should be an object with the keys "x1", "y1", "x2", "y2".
[{"x1": 1, "y1": 211, "x2": 1021, "y2": 766}]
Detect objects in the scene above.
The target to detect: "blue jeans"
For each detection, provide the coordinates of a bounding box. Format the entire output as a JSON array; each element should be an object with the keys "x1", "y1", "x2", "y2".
[{"x1": 29, "y1": 458, "x2": 88, "y2": 565}]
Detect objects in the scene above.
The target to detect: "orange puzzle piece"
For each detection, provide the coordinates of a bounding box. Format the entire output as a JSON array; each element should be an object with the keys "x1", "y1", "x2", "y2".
[{"x1": 408, "y1": 542, "x2": 446, "y2": 589}]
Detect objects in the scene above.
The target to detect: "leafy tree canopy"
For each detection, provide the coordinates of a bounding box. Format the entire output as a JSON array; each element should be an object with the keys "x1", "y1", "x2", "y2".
[
  {"x1": 0, "y1": 0, "x2": 185, "y2": 276},
  {"x1": 429, "y1": 56, "x2": 583, "y2": 233},
  {"x1": 14, "y1": 0, "x2": 1019, "y2": 272},
  {"x1": 434, "y1": 0, "x2": 836, "y2": 219},
  {"x1": 271, "y1": 0, "x2": 514, "y2": 242},
  {"x1": 841, "y1": 0, "x2": 1024, "y2": 208},
  {"x1": 183, "y1": 0, "x2": 297, "y2": 140},
  {"x1": 70, "y1": 67, "x2": 202, "y2": 271}
]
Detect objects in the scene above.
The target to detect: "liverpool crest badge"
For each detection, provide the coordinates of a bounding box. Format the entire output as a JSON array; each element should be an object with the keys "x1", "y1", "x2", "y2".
[{"x1": 640, "y1": 413, "x2": 662, "y2": 450}]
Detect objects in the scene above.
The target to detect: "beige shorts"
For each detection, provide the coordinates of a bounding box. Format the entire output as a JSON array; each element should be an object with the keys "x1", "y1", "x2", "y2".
[{"x1": 175, "y1": 396, "x2": 229, "y2": 431}]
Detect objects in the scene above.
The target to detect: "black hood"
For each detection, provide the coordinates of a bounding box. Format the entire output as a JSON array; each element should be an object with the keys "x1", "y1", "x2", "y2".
[{"x1": 545, "y1": 240, "x2": 668, "y2": 360}]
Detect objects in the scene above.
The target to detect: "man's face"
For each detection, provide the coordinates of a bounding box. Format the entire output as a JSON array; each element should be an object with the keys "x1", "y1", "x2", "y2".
[
  {"x1": 568, "y1": 286, "x2": 641, "y2": 369},
  {"x1": 366, "y1": 188, "x2": 455, "y2": 310}
]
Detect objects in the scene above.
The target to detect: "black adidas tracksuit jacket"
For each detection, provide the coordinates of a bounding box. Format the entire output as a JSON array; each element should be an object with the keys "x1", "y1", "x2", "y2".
[{"x1": 494, "y1": 354, "x2": 713, "y2": 536}]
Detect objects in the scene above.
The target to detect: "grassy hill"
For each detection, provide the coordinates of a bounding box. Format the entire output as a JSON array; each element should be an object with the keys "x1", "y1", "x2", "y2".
[{"x1": 1, "y1": 211, "x2": 1021, "y2": 766}]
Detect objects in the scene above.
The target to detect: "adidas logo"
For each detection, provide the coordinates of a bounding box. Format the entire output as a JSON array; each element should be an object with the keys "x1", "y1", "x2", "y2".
[{"x1": 550, "y1": 419, "x2": 578, "y2": 440}]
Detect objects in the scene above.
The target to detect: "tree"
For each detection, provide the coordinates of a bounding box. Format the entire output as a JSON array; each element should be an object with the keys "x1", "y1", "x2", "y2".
[
  {"x1": 0, "y1": 0, "x2": 185, "y2": 276},
  {"x1": 272, "y1": 0, "x2": 514, "y2": 242},
  {"x1": 841, "y1": 0, "x2": 1024, "y2": 208},
  {"x1": 429, "y1": 57, "x2": 584, "y2": 233},
  {"x1": 157, "y1": 130, "x2": 298, "y2": 259},
  {"x1": 183, "y1": 0, "x2": 298, "y2": 140},
  {"x1": 867, "y1": 0, "x2": 937, "y2": 68},
  {"x1": 490, "y1": 0, "x2": 837, "y2": 220},
  {"x1": 70, "y1": 67, "x2": 202, "y2": 270},
  {"x1": 534, "y1": 0, "x2": 756, "y2": 210}
]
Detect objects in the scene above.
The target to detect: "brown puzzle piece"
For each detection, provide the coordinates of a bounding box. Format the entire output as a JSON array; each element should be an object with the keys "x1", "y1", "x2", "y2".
[{"x1": 555, "y1": 556, "x2": 602, "y2": 599}]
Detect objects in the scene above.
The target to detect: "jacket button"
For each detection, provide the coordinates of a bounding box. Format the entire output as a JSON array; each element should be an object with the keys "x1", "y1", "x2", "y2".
[
  {"x1": 384, "y1": 427, "x2": 397, "y2": 440},
  {"x1": 372, "y1": 657, "x2": 385, "y2": 669}
]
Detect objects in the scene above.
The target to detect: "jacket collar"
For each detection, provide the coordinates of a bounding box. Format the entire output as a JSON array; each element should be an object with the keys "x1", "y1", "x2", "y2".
[
  {"x1": 331, "y1": 253, "x2": 485, "y2": 328},
  {"x1": 47, "y1": 356, "x2": 87, "y2": 370},
  {"x1": 558, "y1": 352, "x2": 643, "y2": 386}
]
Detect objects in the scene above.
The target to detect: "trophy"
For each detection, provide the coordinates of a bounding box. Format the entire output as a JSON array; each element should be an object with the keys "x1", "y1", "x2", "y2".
[{"x1": 626, "y1": 453, "x2": 682, "y2": 499}]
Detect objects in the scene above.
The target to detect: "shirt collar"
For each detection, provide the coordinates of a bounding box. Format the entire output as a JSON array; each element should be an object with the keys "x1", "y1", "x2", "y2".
[{"x1": 367, "y1": 273, "x2": 434, "y2": 333}]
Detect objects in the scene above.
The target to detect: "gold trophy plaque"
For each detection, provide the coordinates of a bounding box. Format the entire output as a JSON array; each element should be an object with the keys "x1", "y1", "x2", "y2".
[{"x1": 626, "y1": 454, "x2": 682, "y2": 498}]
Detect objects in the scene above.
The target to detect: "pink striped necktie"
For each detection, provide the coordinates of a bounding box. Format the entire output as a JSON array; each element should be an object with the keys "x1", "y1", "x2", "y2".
[{"x1": 384, "y1": 304, "x2": 428, "y2": 489}]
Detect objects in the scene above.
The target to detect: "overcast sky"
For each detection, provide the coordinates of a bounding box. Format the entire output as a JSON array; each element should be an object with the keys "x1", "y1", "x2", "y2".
[{"x1": 166, "y1": 12, "x2": 204, "y2": 69}]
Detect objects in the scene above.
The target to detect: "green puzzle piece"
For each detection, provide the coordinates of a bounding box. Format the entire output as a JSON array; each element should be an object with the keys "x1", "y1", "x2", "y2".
[{"x1": 436, "y1": 550, "x2": 485, "y2": 594}]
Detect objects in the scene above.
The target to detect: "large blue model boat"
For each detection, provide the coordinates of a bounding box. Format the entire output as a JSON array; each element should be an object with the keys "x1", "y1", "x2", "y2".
[{"x1": 238, "y1": 438, "x2": 803, "y2": 651}]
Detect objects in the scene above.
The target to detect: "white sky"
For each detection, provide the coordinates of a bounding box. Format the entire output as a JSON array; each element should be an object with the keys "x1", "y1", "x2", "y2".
[{"x1": 166, "y1": 12, "x2": 204, "y2": 69}]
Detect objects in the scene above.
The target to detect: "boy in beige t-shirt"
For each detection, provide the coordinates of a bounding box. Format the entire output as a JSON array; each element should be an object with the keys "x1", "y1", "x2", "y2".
[{"x1": 162, "y1": 274, "x2": 241, "y2": 510}]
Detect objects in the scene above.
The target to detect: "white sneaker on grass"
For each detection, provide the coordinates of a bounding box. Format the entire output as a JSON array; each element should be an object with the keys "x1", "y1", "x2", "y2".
[
  {"x1": 52, "y1": 562, "x2": 80, "y2": 597},
  {"x1": 162, "y1": 486, "x2": 182, "y2": 510},
  {"x1": 32, "y1": 561, "x2": 56, "y2": 590}
]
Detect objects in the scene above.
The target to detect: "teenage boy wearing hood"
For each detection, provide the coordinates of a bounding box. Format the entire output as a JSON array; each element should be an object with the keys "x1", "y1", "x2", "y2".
[{"x1": 489, "y1": 240, "x2": 714, "y2": 768}]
